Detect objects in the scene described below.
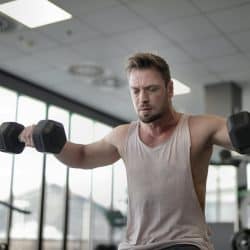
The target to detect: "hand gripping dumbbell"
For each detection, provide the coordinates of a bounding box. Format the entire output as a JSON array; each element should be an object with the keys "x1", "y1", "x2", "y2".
[
  {"x1": 227, "y1": 111, "x2": 250, "y2": 154},
  {"x1": 0, "y1": 120, "x2": 66, "y2": 154}
]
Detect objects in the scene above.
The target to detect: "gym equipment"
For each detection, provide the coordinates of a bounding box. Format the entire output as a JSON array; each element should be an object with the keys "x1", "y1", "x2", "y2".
[
  {"x1": 0, "y1": 200, "x2": 31, "y2": 214},
  {"x1": 227, "y1": 111, "x2": 250, "y2": 154},
  {"x1": 0, "y1": 120, "x2": 66, "y2": 154},
  {"x1": 0, "y1": 243, "x2": 8, "y2": 250},
  {"x1": 32, "y1": 120, "x2": 66, "y2": 153},
  {"x1": 231, "y1": 229, "x2": 250, "y2": 250},
  {"x1": 95, "y1": 244, "x2": 117, "y2": 250},
  {"x1": 0, "y1": 122, "x2": 25, "y2": 153},
  {"x1": 105, "y1": 209, "x2": 127, "y2": 228}
]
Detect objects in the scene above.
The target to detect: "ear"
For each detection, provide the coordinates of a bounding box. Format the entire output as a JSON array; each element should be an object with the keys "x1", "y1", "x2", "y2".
[{"x1": 167, "y1": 80, "x2": 174, "y2": 98}]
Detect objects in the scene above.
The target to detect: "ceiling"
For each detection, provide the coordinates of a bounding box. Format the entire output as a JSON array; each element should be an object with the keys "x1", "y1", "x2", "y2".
[{"x1": 0, "y1": 0, "x2": 250, "y2": 121}]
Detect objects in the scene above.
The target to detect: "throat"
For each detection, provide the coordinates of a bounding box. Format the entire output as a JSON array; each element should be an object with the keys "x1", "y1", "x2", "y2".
[
  {"x1": 139, "y1": 123, "x2": 178, "y2": 147},
  {"x1": 138, "y1": 113, "x2": 182, "y2": 147}
]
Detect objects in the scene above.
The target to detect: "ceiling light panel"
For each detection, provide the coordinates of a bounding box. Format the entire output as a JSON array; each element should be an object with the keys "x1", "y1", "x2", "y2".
[{"x1": 0, "y1": 0, "x2": 72, "y2": 28}]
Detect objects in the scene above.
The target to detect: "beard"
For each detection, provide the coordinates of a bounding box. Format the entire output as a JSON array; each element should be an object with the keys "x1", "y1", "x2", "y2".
[{"x1": 138, "y1": 110, "x2": 164, "y2": 123}]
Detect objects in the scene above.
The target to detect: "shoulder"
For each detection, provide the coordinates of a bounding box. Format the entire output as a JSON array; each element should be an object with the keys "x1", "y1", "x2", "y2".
[
  {"x1": 188, "y1": 114, "x2": 227, "y2": 145},
  {"x1": 104, "y1": 123, "x2": 131, "y2": 147},
  {"x1": 189, "y1": 114, "x2": 226, "y2": 128}
]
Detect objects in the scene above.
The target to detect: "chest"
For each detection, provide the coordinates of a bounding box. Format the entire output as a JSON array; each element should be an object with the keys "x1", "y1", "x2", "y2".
[{"x1": 139, "y1": 126, "x2": 176, "y2": 148}]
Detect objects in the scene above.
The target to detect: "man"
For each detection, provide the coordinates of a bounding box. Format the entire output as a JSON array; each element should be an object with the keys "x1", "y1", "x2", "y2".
[{"x1": 20, "y1": 53, "x2": 234, "y2": 250}]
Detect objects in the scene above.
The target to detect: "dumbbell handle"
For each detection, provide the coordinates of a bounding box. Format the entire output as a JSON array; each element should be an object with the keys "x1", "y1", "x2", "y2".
[{"x1": 17, "y1": 124, "x2": 36, "y2": 147}]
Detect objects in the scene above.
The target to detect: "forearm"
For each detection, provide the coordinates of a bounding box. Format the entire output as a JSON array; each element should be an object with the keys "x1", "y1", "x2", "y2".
[{"x1": 54, "y1": 141, "x2": 86, "y2": 168}]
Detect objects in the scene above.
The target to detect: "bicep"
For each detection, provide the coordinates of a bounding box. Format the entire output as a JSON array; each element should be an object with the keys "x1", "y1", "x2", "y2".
[
  {"x1": 81, "y1": 137, "x2": 120, "y2": 169},
  {"x1": 210, "y1": 116, "x2": 234, "y2": 150}
]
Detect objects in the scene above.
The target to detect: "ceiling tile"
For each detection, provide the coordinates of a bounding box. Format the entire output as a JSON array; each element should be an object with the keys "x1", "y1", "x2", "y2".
[
  {"x1": 156, "y1": 46, "x2": 193, "y2": 64},
  {"x1": 1, "y1": 55, "x2": 53, "y2": 75},
  {"x1": 110, "y1": 27, "x2": 173, "y2": 53},
  {"x1": 202, "y1": 53, "x2": 250, "y2": 74},
  {"x1": 82, "y1": 5, "x2": 145, "y2": 35},
  {"x1": 158, "y1": 15, "x2": 220, "y2": 42},
  {"x1": 51, "y1": 0, "x2": 119, "y2": 17},
  {"x1": 179, "y1": 36, "x2": 237, "y2": 60},
  {"x1": 172, "y1": 62, "x2": 221, "y2": 85},
  {"x1": 219, "y1": 70, "x2": 250, "y2": 83},
  {"x1": 71, "y1": 36, "x2": 128, "y2": 63},
  {"x1": 124, "y1": 0, "x2": 200, "y2": 25},
  {"x1": 0, "y1": 41, "x2": 26, "y2": 60},
  {"x1": 191, "y1": 0, "x2": 250, "y2": 12},
  {"x1": 228, "y1": 29, "x2": 250, "y2": 52},
  {"x1": 33, "y1": 46, "x2": 84, "y2": 70},
  {"x1": 37, "y1": 18, "x2": 102, "y2": 45},
  {"x1": 0, "y1": 30, "x2": 59, "y2": 54},
  {"x1": 208, "y1": 3, "x2": 250, "y2": 33}
]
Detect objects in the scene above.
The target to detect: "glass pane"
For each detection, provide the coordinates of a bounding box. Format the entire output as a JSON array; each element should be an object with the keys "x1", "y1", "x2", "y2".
[
  {"x1": 112, "y1": 159, "x2": 127, "y2": 243},
  {"x1": 206, "y1": 165, "x2": 218, "y2": 191},
  {"x1": 0, "y1": 87, "x2": 17, "y2": 242},
  {"x1": 206, "y1": 166, "x2": 218, "y2": 222},
  {"x1": 218, "y1": 166, "x2": 236, "y2": 189},
  {"x1": 92, "y1": 122, "x2": 112, "y2": 248},
  {"x1": 43, "y1": 106, "x2": 69, "y2": 250},
  {"x1": 246, "y1": 163, "x2": 250, "y2": 190},
  {"x1": 218, "y1": 166, "x2": 236, "y2": 222},
  {"x1": 10, "y1": 96, "x2": 46, "y2": 250},
  {"x1": 68, "y1": 115, "x2": 93, "y2": 250},
  {"x1": 206, "y1": 165, "x2": 237, "y2": 223}
]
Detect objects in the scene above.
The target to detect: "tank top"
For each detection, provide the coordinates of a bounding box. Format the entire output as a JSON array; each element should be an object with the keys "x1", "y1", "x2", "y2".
[{"x1": 118, "y1": 114, "x2": 214, "y2": 250}]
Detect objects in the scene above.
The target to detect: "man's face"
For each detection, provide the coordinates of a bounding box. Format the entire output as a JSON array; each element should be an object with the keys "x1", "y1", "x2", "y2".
[{"x1": 128, "y1": 68, "x2": 173, "y2": 123}]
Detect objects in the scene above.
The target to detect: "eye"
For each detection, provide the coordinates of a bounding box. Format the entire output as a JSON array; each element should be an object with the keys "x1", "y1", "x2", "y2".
[
  {"x1": 148, "y1": 86, "x2": 158, "y2": 92},
  {"x1": 132, "y1": 88, "x2": 139, "y2": 95}
]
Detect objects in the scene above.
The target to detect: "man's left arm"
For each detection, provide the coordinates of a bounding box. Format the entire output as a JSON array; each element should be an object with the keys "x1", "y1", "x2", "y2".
[
  {"x1": 209, "y1": 115, "x2": 234, "y2": 150},
  {"x1": 210, "y1": 112, "x2": 250, "y2": 154}
]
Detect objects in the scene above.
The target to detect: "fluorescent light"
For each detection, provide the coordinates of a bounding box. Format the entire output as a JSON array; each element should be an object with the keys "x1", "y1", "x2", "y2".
[
  {"x1": 0, "y1": 0, "x2": 72, "y2": 28},
  {"x1": 172, "y1": 78, "x2": 190, "y2": 95}
]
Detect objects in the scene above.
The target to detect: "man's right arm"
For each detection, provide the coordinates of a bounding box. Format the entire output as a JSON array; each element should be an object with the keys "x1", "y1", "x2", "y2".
[
  {"x1": 55, "y1": 135, "x2": 121, "y2": 169},
  {"x1": 19, "y1": 124, "x2": 124, "y2": 169}
]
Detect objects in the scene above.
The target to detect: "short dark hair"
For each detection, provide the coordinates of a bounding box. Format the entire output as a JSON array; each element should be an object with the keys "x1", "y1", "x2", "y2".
[{"x1": 126, "y1": 52, "x2": 171, "y2": 85}]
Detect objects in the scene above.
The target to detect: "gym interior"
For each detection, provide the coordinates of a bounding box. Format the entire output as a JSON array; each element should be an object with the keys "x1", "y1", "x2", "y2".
[{"x1": 1, "y1": 1, "x2": 250, "y2": 250}]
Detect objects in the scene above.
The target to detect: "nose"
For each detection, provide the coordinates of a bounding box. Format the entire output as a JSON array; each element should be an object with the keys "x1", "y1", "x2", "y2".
[{"x1": 139, "y1": 90, "x2": 149, "y2": 104}]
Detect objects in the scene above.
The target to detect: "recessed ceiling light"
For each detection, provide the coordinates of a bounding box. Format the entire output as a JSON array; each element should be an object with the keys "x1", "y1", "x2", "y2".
[
  {"x1": 69, "y1": 64, "x2": 104, "y2": 78},
  {"x1": 172, "y1": 78, "x2": 190, "y2": 95},
  {"x1": 0, "y1": 0, "x2": 72, "y2": 28}
]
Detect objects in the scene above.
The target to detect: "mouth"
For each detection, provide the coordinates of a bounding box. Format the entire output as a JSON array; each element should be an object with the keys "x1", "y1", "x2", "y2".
[{"x1": 139, "y1": 107, "x2": 152, "y2": 112}]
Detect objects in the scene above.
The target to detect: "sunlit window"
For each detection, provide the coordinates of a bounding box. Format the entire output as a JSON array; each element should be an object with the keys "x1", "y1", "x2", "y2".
[
  {"x1": 206, "y1": 165, "x2": 237, "y2": 223},
  {"x1": 43, "y1": 106, "x2": 69, "y2": 250},
  {"x1": 10, "y1": 95, "x2": 46, "y2": 249},
  {"x1": 0, "y1": 87, "x2": 17, "y2": 241}
]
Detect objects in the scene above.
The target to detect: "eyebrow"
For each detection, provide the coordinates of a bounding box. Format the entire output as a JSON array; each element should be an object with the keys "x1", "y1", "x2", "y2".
[{"x1": 130, "y1": 84, "x2": 159, "y2": 89}]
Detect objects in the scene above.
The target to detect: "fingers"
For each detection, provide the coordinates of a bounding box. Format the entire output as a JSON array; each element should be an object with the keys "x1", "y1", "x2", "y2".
[{"x1": 19, "y1": 124, "x2": 36, "y2": 147}]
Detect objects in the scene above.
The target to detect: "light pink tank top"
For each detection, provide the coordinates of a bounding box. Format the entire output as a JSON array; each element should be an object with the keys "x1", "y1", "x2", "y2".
[{"x1": 119, "y1": 114, "x2": 214, "y2": 250}]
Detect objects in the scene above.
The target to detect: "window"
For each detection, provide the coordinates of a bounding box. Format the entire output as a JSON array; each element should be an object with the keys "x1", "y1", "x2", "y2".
[
  {"x1": 92, "y1": 122, "x2": 112, "y2": 248},
  {"x1": 206, "y1": 165, "x2": 237, "y2": 223},
  {"x1": 67, "y1": 115, "x2": 93, "y2": 250},
  {"x1": 43, "y1": 106, "x2": 69, "y2": 250},
  {"x1": 0, "y1": 84, "x2": 128, "y2": 250},
  {"x1": 0, "y1": 87, "x2": 17, "y2": 242},
  {"x1": 10, "y1": 96, "x2": 46, "y2": 250}
]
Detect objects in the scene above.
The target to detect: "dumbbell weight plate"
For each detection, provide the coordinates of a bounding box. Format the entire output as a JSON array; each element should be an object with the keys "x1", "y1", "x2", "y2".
[{"x1": 0, "y1": 122, "x2": 25, "y2": 154}]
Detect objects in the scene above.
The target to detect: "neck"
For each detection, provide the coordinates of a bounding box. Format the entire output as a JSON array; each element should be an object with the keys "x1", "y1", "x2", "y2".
[{"x1": 140, "y1": 108, "x2": 181, "y2": 136}]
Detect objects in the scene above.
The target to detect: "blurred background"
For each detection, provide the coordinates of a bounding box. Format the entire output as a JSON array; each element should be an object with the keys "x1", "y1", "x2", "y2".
[{"x1": 1, "y1": 0, "x2": 250, "y2": 249}]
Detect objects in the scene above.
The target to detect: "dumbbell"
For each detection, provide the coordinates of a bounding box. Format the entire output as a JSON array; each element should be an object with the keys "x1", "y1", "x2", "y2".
[
  {"x1": 227, "y1": 111, "x2": 250, "y2": 154},
  {"x1": 0, "y1": 120, "x2": 66, "y2": 154}
]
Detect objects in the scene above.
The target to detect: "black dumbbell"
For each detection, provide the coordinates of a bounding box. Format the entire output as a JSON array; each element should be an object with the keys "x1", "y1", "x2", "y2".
[{"x1": 0, "y1": 120, "x2": 66, "y2": 154}]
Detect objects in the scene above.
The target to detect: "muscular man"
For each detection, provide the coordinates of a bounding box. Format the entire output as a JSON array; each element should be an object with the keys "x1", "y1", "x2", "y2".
[{"x1": 20, "y1": 53, "x2": 234, "y2": 250}]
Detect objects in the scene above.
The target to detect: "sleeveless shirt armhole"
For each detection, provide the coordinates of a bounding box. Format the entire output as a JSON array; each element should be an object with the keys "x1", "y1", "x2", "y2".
[
  {"x1": 119, "y1": 121, "x2": 137, "y2": 162},
  {"x1": 183, "y1": 113, "x2": 191, "y2": 146}
]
